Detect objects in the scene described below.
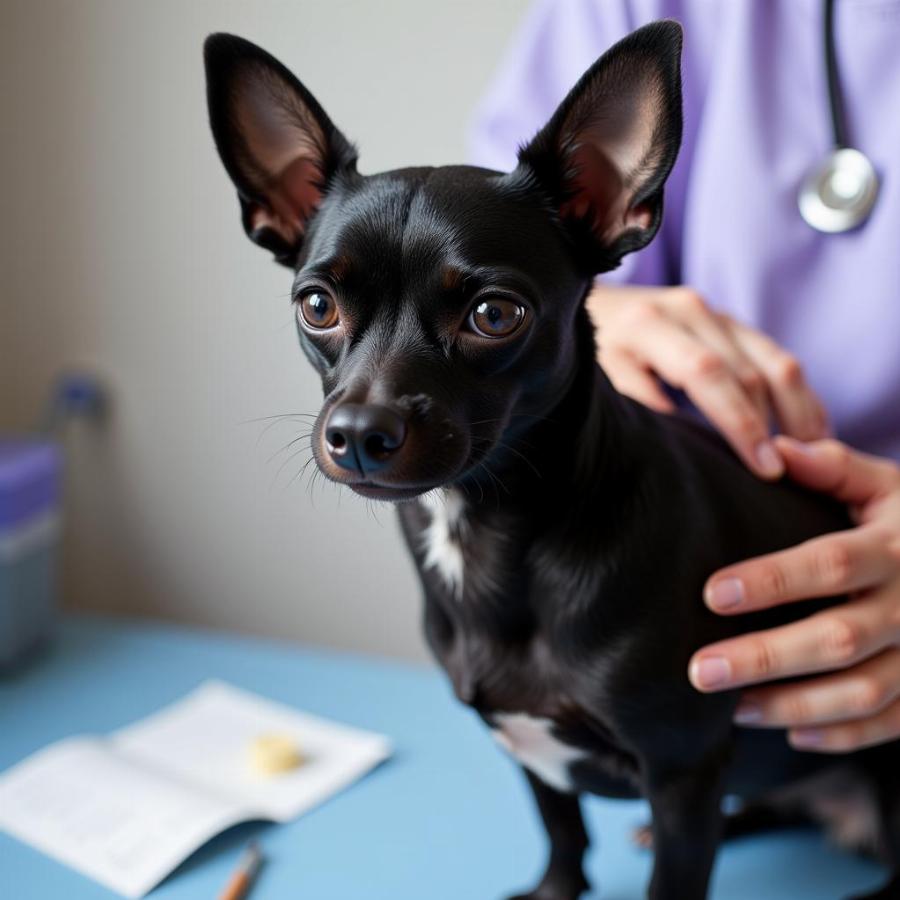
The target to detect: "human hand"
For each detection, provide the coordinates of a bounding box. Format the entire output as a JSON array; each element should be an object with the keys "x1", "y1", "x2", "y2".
[
  {"x1": 689, "y1": 437, "x2": 900, "y2": 752},
  {"x1": 586, "y1": 284, "x2": 830, "y2": 478}
]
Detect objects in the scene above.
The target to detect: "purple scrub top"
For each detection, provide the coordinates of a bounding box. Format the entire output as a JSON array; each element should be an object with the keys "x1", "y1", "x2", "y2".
[{"x1": 469, "y1": 0, "x2": 900, "y2": 461}]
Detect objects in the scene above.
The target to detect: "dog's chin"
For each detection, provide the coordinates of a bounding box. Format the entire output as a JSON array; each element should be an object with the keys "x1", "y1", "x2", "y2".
[
  {"x1": 347, "y1": 482, "x2": 436, "y2": 503},
  {"x1": 312, "y1": 447, "x2": 468, "y2": 504}
]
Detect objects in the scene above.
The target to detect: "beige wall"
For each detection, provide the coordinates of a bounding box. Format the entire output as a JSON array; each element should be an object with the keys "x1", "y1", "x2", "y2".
[{"x1": 0, "y1": 0, "x2": 531, "y2": 661}]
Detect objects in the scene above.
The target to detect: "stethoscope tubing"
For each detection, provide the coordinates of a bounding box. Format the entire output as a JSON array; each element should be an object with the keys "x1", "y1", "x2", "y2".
[
  {"x1": 797, "y1": 0, "x2": 880, "y2": 232},
  {"x1": 823, "y1": 0, "x2": 849, "y2": 150}
]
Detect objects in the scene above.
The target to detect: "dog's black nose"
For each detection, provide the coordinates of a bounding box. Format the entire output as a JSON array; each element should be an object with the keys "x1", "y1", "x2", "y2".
[{"x1": 324, "y1": 403, "x2": 407, "y2": 474}]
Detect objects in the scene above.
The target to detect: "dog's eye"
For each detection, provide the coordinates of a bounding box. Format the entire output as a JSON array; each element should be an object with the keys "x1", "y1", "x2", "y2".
[
  {"x1": 469, "y1": 298, "x2": 526, "y2": 338},
  {"x1": 298, "y1": 291, "x2": 340, "y2": 330}
]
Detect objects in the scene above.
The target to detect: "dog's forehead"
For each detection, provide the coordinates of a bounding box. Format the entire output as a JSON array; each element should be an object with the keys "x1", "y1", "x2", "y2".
[{"x1": 306, "y1": 165, "x2": 568, "y2": 280}]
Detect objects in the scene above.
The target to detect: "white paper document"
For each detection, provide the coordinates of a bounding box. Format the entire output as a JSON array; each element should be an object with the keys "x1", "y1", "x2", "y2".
[{"x1": 0, "y1": 681, "x2": 392, "y2": 897}]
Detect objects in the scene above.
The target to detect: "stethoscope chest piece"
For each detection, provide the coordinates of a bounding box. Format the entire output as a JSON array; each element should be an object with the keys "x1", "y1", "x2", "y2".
[{"x1": 798, "y1": 147, "x2": 879, "y2": 233}]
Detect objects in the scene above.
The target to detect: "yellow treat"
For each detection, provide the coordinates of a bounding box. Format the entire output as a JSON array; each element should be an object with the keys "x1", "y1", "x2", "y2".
[{"x1": 249, "y1": 733, "x2": 304, "y2": 775}]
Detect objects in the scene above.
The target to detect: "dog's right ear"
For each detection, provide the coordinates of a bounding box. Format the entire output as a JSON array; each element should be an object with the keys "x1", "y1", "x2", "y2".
[{"x1": 204, "y1": 34, "x2": 357, "y2": 266}]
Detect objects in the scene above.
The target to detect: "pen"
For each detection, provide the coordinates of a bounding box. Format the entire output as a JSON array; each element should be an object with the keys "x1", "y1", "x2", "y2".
[{"x1": 217, "y1": 841, "x2": 264, "y2": 900}]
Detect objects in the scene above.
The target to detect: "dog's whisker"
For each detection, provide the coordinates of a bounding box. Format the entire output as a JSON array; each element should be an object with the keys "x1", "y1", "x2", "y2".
[
  {"x1": 274, "y1": 445, "x2": 314, "y2": 485},
  {"x1": 265, "y1": 432, "x2": 314, "y2": 465},
  {"x1": 286, "y1": 452, "x2": 317, "y2": 490},
  {"x1": 305, "y1": 465, "x2": 317, "y2": 506},
  {"x1": 491, "y1": 440, "x2": 542, "y2": 479},
  {"x1": 485, "y1": 460, "x2": 512, "y2": 496},
  {"x1": 298, "y1": 455, "x2": 317, "y2": 484},
  {"x1": 483, "y1": 469, "x2": 503, "y2": 511},
  {"x1": 468, "y1": 412, "x2": 552, "y2": 428},
  {"x1": 473, "y1": 459, "x2": 506, "y2": 509},
  {"x1": 242, "y1": 412, "x2": 319, "y2": 424},
  {"x1": 308, "y1": 464, "x2": 328, "y2": 509},
  {"x1": 249, "y1": 414, "x2": 318, "y2": 447},
  {"x1": 243, "y1": 412, "x2": 318, "y2": 425}
]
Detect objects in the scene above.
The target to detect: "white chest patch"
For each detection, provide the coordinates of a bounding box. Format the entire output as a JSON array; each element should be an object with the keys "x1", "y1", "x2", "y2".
[
  {"x1": 492, "y1": 712, "x2": 588, "y2": 794},
  {"x1": 419, "y1": 489, "x2": 466, "y2": 599}
]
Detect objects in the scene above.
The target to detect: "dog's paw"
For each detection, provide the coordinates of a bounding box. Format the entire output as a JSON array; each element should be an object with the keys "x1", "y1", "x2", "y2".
[
  {"x1": 504, "y1": 873, "x2": 590, "y2": 900},
  {"x1": 505, "y1": 893, "x2": 584, "y2": 900}
]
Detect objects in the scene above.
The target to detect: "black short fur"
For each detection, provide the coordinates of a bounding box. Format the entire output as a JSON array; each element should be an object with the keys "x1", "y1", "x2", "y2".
[{"x1": 204, "y1": 23, "x2": 900, "y2": 900}]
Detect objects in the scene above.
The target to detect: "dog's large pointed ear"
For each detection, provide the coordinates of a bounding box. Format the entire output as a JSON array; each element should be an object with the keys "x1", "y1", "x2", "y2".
[
  {"x1": 204, "y1": 33, "x2": 358, "y2": 266},
  {"x1": 516, "y1": 21, "x2": 683, "y2": 272}
]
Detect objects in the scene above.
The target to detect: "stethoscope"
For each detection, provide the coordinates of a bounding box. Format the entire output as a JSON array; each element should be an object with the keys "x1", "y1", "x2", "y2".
[{"x1": 798, "y1": 0, "x2": 880, "y2": 232}]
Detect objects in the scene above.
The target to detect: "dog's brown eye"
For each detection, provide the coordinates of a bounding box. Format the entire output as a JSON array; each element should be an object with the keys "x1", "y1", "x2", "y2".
[
  {"x1": 298, "y1": 291, "x2": 340, "y2": 330},
  {"x1": 469, "y1": 298, "x2": 526, "y2": 338}
]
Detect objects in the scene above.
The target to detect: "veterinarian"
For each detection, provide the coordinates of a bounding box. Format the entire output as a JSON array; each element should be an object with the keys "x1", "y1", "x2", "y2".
[{"x1": 471, "y1": 0, "x2": 900, "y2": 752}]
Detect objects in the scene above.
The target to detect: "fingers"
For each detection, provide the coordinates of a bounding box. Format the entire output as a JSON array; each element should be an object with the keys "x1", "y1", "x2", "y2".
[
  {"x1": 691, "y1": 435, "x2": 900, "y2": 753},
  {"x1": 734, "y1": 647, "x2": 900, "y2": 730},
  {"x1": 697, "y1": 443, "x2": 900, "y2": 751},
  {"x1": 600, "y1": 346, "x2": 675, "y2": 413},
  {"x1": 683, "y1": 308, "x2": 770, "y2": 422},
  {"x1": 689, "y1": 592, "x2": 899, "y2": 692},
  {"x1": 704, "y1": 524, "x2": 900, "y2": 614},
  {"x1": 774, "y1": 436, "x2": 900, "y2": 507},
  {"x1": 589, "y1": 284, "x2": 835, "y2": 480},
  {"x1": 724, "y1": 320, "x2": 830, "y2": 441},
  {"x1": 703, "y1": 442, "x2": 900, "y2": 616},
  {"x1": 788, "y1": 696, "x2": 900, "y2": 752},
  {"x1": 620, "y1": 303, "x2": 783, "y2": 478}
]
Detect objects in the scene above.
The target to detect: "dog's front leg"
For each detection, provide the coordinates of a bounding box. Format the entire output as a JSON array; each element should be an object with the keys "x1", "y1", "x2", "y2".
[
  {"x1": 644, "y1": 756, "x2": 726, "y2": 900},
  {"x1": 506, "y1": 769, "x2": 589, "y2": 900}
]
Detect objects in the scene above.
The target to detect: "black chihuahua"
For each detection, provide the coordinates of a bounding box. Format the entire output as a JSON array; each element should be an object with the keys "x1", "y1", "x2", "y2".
[{"x1": 204, "y1": 22, "x2": 899, "y2": 900}]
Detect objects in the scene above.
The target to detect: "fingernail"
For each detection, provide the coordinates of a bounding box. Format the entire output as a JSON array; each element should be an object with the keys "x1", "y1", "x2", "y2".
[
  {"x1": 790, "y1": 728, "x2": 824, "y2": 748},
  {"x1": 780, "y1": 436, "x2": 819, "y2": 456},
  {"x1": 691, "y1": 656, "x2": 733, "y2": 690},
  {"x1": 706, "y1": 577, "x2": 744, "y2": 611},
  {"x1": 754, "y1": 440, "x2": 784, "y2": 477},
  {"x1": 733, "y1": 701, "x2": 763, "y2": 724}
]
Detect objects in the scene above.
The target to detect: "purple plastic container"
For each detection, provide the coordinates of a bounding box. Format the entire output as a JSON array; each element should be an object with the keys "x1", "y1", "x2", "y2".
[{"x1": 0, "y1": 439, "x2": 62, "y2": 666}]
